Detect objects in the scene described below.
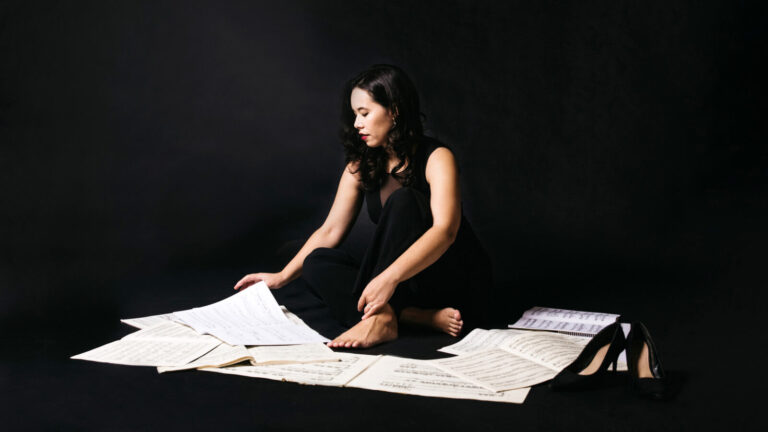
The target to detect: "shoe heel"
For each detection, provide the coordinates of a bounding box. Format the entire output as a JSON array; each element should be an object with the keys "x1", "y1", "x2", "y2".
[{"x1": 627, "y1": 321, "x2": 670, "y2": 400}]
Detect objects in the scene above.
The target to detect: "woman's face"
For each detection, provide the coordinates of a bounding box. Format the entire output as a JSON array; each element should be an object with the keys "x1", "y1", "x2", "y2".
[{"x1": 350, "y1": 87, "x2": 395, "y2": 149}]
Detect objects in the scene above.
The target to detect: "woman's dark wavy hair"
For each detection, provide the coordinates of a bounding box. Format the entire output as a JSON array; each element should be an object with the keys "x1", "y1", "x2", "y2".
[{"x1": 339, "y1": 64, "x2": 426, "y2": 191}]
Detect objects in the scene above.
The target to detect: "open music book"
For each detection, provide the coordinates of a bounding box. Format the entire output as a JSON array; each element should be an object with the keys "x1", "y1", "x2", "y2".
[
  {"x1": 507, "y1": 306, "x2": 620, "y2": 337},
  {"x1": 157, "y1": 343, "x2": 341, "y2": 373}
]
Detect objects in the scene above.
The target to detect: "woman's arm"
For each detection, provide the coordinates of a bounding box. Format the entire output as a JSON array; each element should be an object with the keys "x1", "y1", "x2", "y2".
[
  {"x1": 234, "y1": 162, "x2": 363, "y2": 290},
  {"x1": 357, "y1": 147, "x2": 462, "y2": 319}
]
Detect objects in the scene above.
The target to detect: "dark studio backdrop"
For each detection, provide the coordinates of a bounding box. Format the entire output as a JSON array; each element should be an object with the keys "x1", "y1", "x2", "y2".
[{"x1": 1, "y1": 0, "x2": 766, "y2": 430}]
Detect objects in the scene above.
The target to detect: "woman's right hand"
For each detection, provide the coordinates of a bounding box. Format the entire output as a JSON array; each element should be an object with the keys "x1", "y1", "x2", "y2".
[{"x1": 234, "y1": 272, "x2": 288, "y2": 291}]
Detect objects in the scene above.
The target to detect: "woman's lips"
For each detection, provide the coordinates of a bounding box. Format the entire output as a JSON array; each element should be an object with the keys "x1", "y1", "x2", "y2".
[{"x1": 360, "y1": 135, "x2": 368, "y2": 141}]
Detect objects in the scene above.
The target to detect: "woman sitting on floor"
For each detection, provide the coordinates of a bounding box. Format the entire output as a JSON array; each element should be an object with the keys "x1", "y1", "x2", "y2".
[{"x1": 235, "y1": 64, "x2": 491, "y2": 348}]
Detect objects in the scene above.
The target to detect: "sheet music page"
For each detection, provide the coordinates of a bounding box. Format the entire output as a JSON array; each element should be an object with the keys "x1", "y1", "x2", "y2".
[
  {"x1": 430, "y1": 348, "x2": 557, "y2": 392},
  {"x1": 247, "y1": 343, "x2": 340, "y2": 365},
  {"x1": 509, "y1": 306, "x2": 620, "y2": 335},
  {"x1": 202, "y1": 353, "x2": 380, "y2": 387},
  {"x1": 123, "y1": 304, "x2": 310, "y2": 331},
  {"x1": 171, "y1": 282, "x2": 329, "y2": 345},
  {"x1": 509, "y1": 318, "x2": 607, "y2": 335},
  {"x1": 501, "y1": 331, "x2": 587, "y2": 371},
  {"x1": 346, "y1": 356, "x2": 529, "y2": 404},
  {"x1": 71, "y1": 321, "x2": 221, "y2": 367},
  {"x1": 157, "y1": 343, "x2": 252, "y2": 373},
  {"x1": 206, "y1": 322, "x2": 329, "y2": 346},
  {"x1": 438, "y1": 328, "x2": 529, "y2": 355},
  {"x1": 120, "y1": 313, "x2": 176, "y2": 329},
  {"x1": 122, "y1": 320, "x2": 216, "y2": 341},
  {"x1": 522, "y1": 307, "x2": 619, "y2": 324},
  {"x1": 281, "y1": 309, "x2": 308, "y2": 326},
  {"x1": 172, "y1": 282, "x2": 288, "y2": 331},
  {"x1": 278, "y1": 308, "x2": 331, "y2": 343}
]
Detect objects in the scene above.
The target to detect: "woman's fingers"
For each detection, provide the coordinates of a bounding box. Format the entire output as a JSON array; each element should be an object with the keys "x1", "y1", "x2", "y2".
[
  {"x1": 234, "y1": 278, "x2": 246, "y2": 290},
  {"x1": 361, "y1": 303, "x2": 380, "y2": 320},
  {"x1": 357, "y1": 294, "x2": 368, "y2": 312},
  {"x1": 234, "y1": 274, "x2": 261, "y2": 290}
]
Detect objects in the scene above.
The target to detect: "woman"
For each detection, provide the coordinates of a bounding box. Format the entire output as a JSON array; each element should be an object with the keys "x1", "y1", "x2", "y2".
[{"x1": 234, "y1": 64, "x2": 490, "y2": 349}]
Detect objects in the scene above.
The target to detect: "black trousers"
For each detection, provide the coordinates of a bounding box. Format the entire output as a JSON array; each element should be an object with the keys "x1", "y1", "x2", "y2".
[{"x1": 303, "y1": 187, "x2": 489, "y2": 329}]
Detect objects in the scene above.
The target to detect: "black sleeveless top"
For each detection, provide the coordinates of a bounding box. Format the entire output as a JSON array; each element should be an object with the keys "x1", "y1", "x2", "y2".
[
  {"x1": 365, "y1": 135, "x2": 453, "y2": 224},
  {"x1": 362, "y1": 135, "x2": 491, "y2": 327}
]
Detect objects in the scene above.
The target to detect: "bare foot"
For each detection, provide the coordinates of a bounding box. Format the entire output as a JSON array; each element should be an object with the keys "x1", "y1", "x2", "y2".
[
  {"x1": 400, "y1": 307, "x2": 463, "y2": 337},
  {"x1": 327, "y1": 304, "x2": 398, "y2": 349}
]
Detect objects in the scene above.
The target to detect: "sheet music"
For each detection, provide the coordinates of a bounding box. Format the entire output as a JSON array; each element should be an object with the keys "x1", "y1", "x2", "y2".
[
  {"x1": 157, "y1": 343, "x2": 251, "y2": 373},
  {"x1": 504, "y1": 325, "x2": 629, "y2": 372},
  {"x1": 346, "y1": 356, "x2": 529, "y2": 404},
  {"x1": 172, "y1": 282, "x2": 329, "y2": 345},
  {"x1": 173, "y1": 282, "x2": 287, "y2": 329},
  {"x1": 247, "y1": 343, "x2": 340, "y2": 365},
  {"x1": 157, "y1": 344, "x2": 340, "y2": 373},
  {"x1": 71, "y1": 321, "x2": 221, "y2": 367},
  {"x1": 279, "y1": 307, "x2": 333, "y2": 343},
  {"x1": 430, "y1": 348, "x2": 557, "y2": 392},
  {"x1": 501, "y1": 331, "x2": 587, "y2": 371},
  {"x1": 123, "y1": 304, "x2": 308, "y2": 330},
  {"x1": 438, "y1": 328, "x2": 529, "y2": 355},
  {"x1": 282, "y1": 309, "x2": 308, "y2": 326},
  {"x1": 121, "y1": 320, "x2": 208, "y2": 340},
  {"x1": 432, "y1": 331, "x2": 591, "y2": 392},
  {"x1": 521, "y1": 307, "x2": 619, "y2": 324},
  {"x1": 121, "y1": 313, "x2": 176, "y2": 329},
  {"x1": 202, "y1": 353, "x2": 380, "y2": 387},
  {"x1": 510, "y1": 318, "x2": 606, "y2": 335},
  {"x1": 508, "y1": 306, "x2": 619, "y2": 335}
]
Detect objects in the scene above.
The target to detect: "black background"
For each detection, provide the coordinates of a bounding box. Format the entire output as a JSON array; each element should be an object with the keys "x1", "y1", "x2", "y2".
[{"x1": 1, "y1": 1, "x2": 766, "y2": 430}]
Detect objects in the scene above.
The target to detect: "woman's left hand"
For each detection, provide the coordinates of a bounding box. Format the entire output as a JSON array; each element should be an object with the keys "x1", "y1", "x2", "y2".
[{"x1": 357, "y1": 273, "x2": 398, "y2": 320}]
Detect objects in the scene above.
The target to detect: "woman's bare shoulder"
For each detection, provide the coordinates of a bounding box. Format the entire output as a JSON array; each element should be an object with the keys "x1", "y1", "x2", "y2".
[{"x1": 426, "y1": 147, "x2": 458, "y2": 171}]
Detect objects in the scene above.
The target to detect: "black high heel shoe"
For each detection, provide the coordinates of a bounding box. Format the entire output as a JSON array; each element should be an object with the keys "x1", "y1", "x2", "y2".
[
  {"x1": 550, "y1": 322, "x2": 626, "y2": 390},
  {"x1": 626, "y1": 321, "x2": 670, "y2": 400}
]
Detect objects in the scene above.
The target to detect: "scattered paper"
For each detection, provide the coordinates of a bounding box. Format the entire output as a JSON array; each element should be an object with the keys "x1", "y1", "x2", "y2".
[
  {"x1": 121, "y1": 313, "x2": 176, "y2": 330},
  {"x1": 202, "y1": 353, "x2": 380, "y2": 387},
  {"x1": 172, "y1": 282, "x2": 329, "y2": 345},
  {"x1": 157, "y1": 343, "x2": 252, "y2": 373},
  {"x1": 440, "y1": 327, "x2": 627, "y2": 372},
  {"x1": 72, "y1": 321, "x2": 221, "y2": 367},
  {"x1": 431, "y1": 332, "x2": 587, "y2": 392},
  {"x1": 347, "y1": 356, "x2": 529, "y2": 404},
  {"x1": 438, "y1": 328, "x2": 529, "y2": 355},
  {"x1": 123, "y1": 304, "x2": 309, "y2": 330}
]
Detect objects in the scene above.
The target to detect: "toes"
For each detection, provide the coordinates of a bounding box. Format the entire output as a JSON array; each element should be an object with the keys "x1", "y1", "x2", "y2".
[
  {"x1": 453, "y1": 309, "x2": 462, "y2": 321},
  {"x1": 330, "y1": 336, "x2": 349, "y2": 348},
  {"x1": 449, "y1": 320, "x2": 462, "y2": 335}
]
